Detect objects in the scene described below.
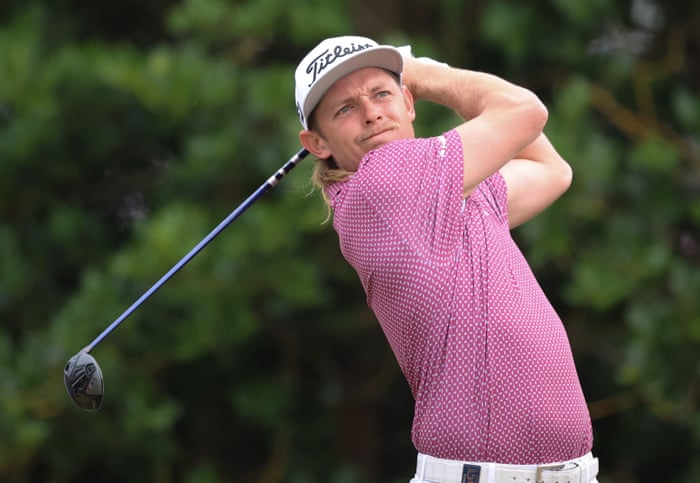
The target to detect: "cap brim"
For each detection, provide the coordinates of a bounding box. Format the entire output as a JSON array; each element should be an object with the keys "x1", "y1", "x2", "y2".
[{"x1": 303, "y1": 46, "x2": 403, "y2": 125}]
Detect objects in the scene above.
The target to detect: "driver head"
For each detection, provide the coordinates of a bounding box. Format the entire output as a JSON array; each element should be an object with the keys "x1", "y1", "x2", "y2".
[{"x1": 64, "y1": 351, "x2": 104, "y2": 411}]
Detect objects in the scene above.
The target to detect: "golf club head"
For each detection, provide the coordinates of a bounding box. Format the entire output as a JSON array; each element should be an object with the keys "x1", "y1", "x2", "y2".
[{"x1": 64, "y1": 351, "x2": 104, "y2": 411}]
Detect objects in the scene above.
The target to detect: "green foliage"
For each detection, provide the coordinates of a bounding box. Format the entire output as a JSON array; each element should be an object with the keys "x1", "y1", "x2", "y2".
[{"x1": 1, "y1": 0, "x2": 699, "y2": 482}]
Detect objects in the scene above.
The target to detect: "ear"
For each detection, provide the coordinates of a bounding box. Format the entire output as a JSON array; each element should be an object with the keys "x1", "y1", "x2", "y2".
[
  {"x1": 402, "y1": 85, "x2": 416, "y2": 122},
  {"x1": 299, "y1": 129, "x2": 332, "y2": 159}
]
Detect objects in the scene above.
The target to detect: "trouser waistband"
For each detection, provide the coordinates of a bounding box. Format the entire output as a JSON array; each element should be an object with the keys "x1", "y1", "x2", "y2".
[{"x1": 413, "y1": 452, "x2": 599, "y2": 483}]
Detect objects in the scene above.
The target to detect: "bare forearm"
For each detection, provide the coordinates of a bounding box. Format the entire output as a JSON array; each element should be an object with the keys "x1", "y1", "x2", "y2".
[
  {"x1": 516, "y1": 133, "x2": 564, "y2": 165},
  {"x1": 401, "y1": 55, "x2": 551, "y2": 198},
  {"x1": 501, "y1": 133, "x2": 573, "y2": 227},
  {"x1": 402, "y1": 57, "x2": 544, "y2": 121}
]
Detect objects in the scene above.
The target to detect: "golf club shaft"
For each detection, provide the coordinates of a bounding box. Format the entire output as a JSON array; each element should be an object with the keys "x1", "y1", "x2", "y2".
[{"x1": 83, "y1": 148, "x2": 310, "y2": 353}]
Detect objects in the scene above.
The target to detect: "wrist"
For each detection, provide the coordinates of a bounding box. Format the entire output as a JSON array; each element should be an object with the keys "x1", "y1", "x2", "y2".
[
  {"x1": 398, "y1": 45, "x2": 451, "y2": 101},
  {"x1": 402, "y1": 56, "x2": 452, "y2": 101}
]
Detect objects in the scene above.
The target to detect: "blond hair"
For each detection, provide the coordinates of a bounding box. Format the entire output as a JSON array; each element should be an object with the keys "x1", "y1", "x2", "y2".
[{"x1": 310, "y1": 156, "x2": 353, "y2": 222}]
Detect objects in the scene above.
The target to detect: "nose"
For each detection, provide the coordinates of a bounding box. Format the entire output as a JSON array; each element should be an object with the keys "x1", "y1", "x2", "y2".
[{"x1": 360, "y1": 98, "x2": 382, "y2": 124}]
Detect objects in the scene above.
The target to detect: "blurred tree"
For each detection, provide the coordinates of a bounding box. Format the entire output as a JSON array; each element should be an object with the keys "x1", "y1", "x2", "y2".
[{"x1": 0, "y1": 0, "x2": 698, "y2": 482}]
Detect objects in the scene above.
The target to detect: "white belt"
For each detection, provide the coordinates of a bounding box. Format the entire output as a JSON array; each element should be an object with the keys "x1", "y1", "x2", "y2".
[{"x1": 415, "y1": 452, "x2": 599, "y2": 483}]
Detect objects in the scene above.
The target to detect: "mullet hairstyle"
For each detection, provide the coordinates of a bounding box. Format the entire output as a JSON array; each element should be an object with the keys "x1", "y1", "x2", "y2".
[{"x1": 309, "y1": 69, "x2": 402, "y2": 218}]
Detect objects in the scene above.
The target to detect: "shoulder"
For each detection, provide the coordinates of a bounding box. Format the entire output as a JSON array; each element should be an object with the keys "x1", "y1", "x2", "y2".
[
  {"x1": 327, "y1": 131, "x2": 464, "y2": 209},
  {"x1": 359, "y1": 130, "x2": 461, "y2": 177}
]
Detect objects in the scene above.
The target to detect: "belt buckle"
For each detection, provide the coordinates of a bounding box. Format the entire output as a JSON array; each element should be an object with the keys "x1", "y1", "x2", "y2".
[{"x1": 535, "y1": 463, "x2": 567, "y2": 483}]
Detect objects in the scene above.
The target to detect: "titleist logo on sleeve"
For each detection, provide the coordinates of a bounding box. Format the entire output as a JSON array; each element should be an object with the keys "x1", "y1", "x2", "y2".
[{"x1": 305, "y1": 42, "x2": 373, "y2": 87}]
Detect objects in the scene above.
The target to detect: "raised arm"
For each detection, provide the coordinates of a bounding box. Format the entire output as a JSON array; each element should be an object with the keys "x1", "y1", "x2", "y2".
[
  {"x1": 402, "y1": 57, "x2": 546, "y2": 195},
  {"x1": 402, "y1": 57, "x2": 571, "y2": 227},
  {"x1": 500, "y1": 134, "x2": 572, "y2": 228}
]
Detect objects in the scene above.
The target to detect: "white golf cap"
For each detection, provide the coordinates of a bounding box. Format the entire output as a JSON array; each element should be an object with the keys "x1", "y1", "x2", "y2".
[{"x1": 294, "y1": 35, "x2": 403, "y2": 129}]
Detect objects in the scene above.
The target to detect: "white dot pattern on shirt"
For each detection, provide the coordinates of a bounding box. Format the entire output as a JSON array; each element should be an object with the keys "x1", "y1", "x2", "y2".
[{"x1": 327, "y1": 130, "x2": 592, "y2": 464}]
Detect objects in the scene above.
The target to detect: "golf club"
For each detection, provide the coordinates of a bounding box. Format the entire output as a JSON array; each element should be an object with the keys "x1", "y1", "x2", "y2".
[{"x1": 64, "y1": 148, "x2": 310, "y2": 411}]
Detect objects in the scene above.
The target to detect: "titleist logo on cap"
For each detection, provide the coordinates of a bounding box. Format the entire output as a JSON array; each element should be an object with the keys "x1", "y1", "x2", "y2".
[{"x1": 305, "y1": 41, "x2": 373, "y2": 87}]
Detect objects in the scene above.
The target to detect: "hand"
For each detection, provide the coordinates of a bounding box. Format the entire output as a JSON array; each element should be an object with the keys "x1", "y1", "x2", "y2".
[
  {"x1": 397, "y1": 46, "x2": 450, "y2": 101},
  {"x1": 401, "y1": 55, "x2": 422, "y2": 100}
]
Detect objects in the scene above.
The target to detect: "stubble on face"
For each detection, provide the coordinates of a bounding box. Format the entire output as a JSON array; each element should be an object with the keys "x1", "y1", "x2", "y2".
[{"x1": 309, "y1": 68, "x2": 415, "y2": 171}]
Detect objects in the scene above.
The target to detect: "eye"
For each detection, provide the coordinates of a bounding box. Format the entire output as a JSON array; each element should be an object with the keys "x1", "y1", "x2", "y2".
[
  {"x1": 374, "y1": 90, "x2": 393, "y2": 100},
  {"x1": 336, "y1": 104, "x2": 353, "y2": 117}
]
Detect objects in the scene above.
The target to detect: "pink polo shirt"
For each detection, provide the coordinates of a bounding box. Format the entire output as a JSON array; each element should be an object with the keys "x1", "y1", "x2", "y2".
[{"x1": 326, "y1": 129, "x2": 593, "y2": 464}]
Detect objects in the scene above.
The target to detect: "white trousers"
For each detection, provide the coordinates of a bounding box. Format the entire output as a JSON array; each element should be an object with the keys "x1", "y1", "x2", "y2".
[{"x1": 409, "y1": 452, "x2": 599, "y2": 483}]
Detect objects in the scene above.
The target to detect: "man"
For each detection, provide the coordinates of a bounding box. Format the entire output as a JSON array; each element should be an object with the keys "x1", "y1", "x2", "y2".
[{"x1": 294, "y1": 36, "x2": 598, "y2": 483}]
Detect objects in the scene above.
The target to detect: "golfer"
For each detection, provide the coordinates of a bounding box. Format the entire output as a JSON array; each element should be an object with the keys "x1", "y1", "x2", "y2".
[{"x1": 295, "y1": 36, "x2": 598, "y2": 483}]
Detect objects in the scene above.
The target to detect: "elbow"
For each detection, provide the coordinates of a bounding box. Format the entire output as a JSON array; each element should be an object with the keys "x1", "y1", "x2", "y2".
[
  {"x1": 564, "y1": 160, "x2": 573, "y2": 190},
  {"x1": 557, "y1": 157, "x2": 573, "y2": 195},
  {"x1": 504, "y1": 88, "x2": 548, "y2": 145},
  {"x1": 523, "y1": 90, "x2": 548, "y2": 133}
]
